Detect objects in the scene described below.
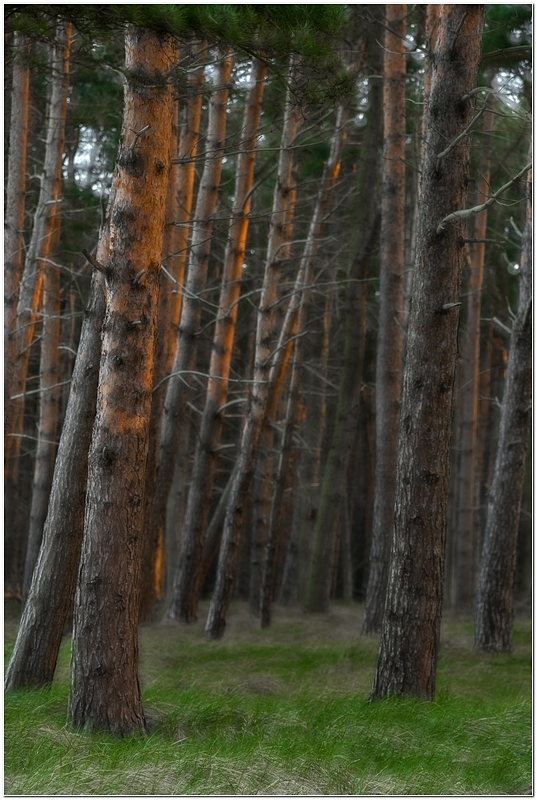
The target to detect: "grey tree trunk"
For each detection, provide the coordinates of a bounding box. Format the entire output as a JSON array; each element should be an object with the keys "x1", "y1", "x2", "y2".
[
  {"x1": 362, "y1": 4, "x2": 407, "y2": 634},
  {"x1": 474, "y1": 157, "x2": 532, "y2": 652},
  {"x1": 372, "y1": 5, "x2": 485, "y2": 701}
]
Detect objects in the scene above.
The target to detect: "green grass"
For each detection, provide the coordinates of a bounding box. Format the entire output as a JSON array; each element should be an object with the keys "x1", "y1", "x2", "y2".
[{"x1": 4, "y1": 602, "x2": 532, "y2": 795}]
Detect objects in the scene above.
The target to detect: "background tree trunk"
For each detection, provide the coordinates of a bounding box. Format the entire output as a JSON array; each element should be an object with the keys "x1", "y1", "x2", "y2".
[
  {"x1": 168, "y1": 59, "x2": 267, "y2": 623},
  {"x1": 474, "y1": 157, "x2": 532, "y2": 652},
  {"x1": 372, "y1": 5, "x2": 485, "y2": 701},
  {"x1": 68, "y1": 28, "x2": 175, "y2": 735},
  {"x1": 204, "y1": 62, "x2": 301, "y2": 639},
  {"x1": 362, "y1": 3, "x2": 407, "y2": 634}
]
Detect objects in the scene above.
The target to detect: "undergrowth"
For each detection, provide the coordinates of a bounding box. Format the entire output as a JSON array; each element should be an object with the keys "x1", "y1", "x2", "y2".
[{"x1": 4, "y1": 601, "x2": 532, "y2": 795}]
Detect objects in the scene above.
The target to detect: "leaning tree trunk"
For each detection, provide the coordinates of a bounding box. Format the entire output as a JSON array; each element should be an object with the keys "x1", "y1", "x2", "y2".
[
  {"x1": 147, "y1": 50, "x2": 233, "y2": 607},
  {"x1": 362, "y1": 3, "x2": 406, "y2": 634},
  {"x1": 5, "y1": 23, "x2": 72, "y2": 595},
  {"x1": 68, "y1": 28, "x2": 175, "y2": 735},
  {"x1": 372, "y1": 5, "x2": 485, "y2": 701},
  {"x1": 453, "y1": 99, "x2": 495, "y2": 611},
  {"x1": 168, "y1": 58, "x2": 267, "y2": 623},
  {"x1": 4, "y1": 32, "x2": 30, "y2": 467},
  {"x1": 474, "y1": 156, "x2": 532, "y2": 652},
  {"x1": 204, "y1": 62, "x2": 301, "y2": 639},
  {"x1": 4, "y1": 262, "x2": 108, "y2": 691}
]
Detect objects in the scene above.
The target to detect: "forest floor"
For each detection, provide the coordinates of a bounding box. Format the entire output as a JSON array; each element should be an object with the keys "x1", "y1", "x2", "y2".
[{"x1": 4, "y1": 600, "x2": 532, "y2": 796}]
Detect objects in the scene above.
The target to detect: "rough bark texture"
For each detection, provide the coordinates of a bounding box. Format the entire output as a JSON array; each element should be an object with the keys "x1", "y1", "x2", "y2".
[
  {"x1": 4, "y1": 33, "x2": 30, "y2": 466},
  {"x1": 372, "y1": 5, "x2": 485, "y2": 700},
  {"x1": 68, "y1": 28, "x2": 175, "y2": 734},
  {"x1": 149, "y1": 51, "x2": 233, "y2": 607},
  {"x1": 474, "y1": 159, "x2": 532, "y2": 652},
  {"x1": 362, "y1": 4, "x2": 406, "y2": 634},
  {"x1": 204, "y1": 64, "x2": 301, "y2": 639},
  {"x1": 453, "y1": 100, "x2": 495, "y2": 611},
  {"x1": 168, "y1": 59, "x2": 267, "y2": 623}
]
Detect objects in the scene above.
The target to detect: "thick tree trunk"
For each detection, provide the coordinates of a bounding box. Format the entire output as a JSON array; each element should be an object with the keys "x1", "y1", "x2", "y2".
[
  {"x1": 148, "y1": 51, "x2": 233, "y2": 609},
  {"x1": 4, "y1": 33, "x2": 30, "y2": 466},
  {"x1": 139, "y1": 44, "x2": 207, "y2": 621},
  {"x1": 204, "y1": 64, "x2": 301, "y2": 639},
  {"x1": 362, "y1": 4, "x2": 406, "y2": 634},
  {"x1": 5, "y1": 24, "x2": 72, "y2": 594},
  {"x1": 372, "y1": 5, "x2": 485, "y2": 701},
  {"x1": 453, "y1": 100, "x2": 495, "y2": 611},
  {"x1": 68, "y1": 28, "x2": 175, "y2": 735},
  {"x1": 474, "y1": 158, "x2": 532, "y2": 652},
  {"x1": 168, "y1": 59, "x2": 267, "y2": 623},
  {"x1": 260, "y1": 102, "x2": 350, "y2": 628}
]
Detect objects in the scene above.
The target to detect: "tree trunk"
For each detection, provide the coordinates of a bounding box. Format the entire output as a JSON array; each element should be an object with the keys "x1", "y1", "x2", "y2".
[
  {"x1": 362, "y1": 3, "x2": 406, "y2": 634},
  {"x1": 372, "y1": 5, "x2": 485, "y2": 701},
  {"x1": 168, "y1": 58, "x2": 267, "y2": 623},
  {"x1": 453, "y1": 99, "x2": 495, "y2": 611},
  {"x1": 139, "y1": 44, "x2": 207, "y2": 621},
  {"x1": 4, "y1": 264, "x2": 107, "y2": 690},
  {"x1": 204, "y1": 62, "x2": 301, "y2": 639},
  {"x1": 68, "y1": 28, "x2": 175, "y2": 735},
  {"x1": 4, "y1": 33, "x2": 30, "y2": 467},
  {"x1": 148, "y1": 50, "x2": 233, "y2": 609},
  {"x1": 5, "y1": 23, "x2": 72, "y2": 594},
  {"x1": 474, "y1": 156, "x2": 532, "y2": 652},
  {"x1": 22, "y1": 247, "x2": 62, "y2": 599},
  {"x1": 260, "y1": 102, "x2": 350, "y2": 628}
]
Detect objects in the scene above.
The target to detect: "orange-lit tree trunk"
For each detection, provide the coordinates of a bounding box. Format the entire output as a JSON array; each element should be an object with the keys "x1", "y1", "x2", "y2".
[
  {"x1": 372, "y1": 5, "x2": 485, "y2": 701},
  {"x1": 204, "y1": 63, "x2": 301, "y2": 639},
  {"x1": 362, "y1": 3, "x2": 406, "y2": 634},
  {"x1": 475, "y1": 158, "x2": 532, "y2": 652},
  {"x1": 148, "y1": 51, "x2": 233, "y2": 605},
  {"x1": 5, "y1": 23, "x2": 71, "y2": 594},
  {"x1": 454, "y1": 99, "x2": 495, "y2": 611},
  {"x1": 139, "y1": 43, "x2": 207, "y2": 620},
  {"x1": 68, "y1": 28, "x2": 175, "y2": 735},
  {"x1": 260, "y1": 102, "x2": 350, "y2": 628},
  {"x1": 168, "y1": 58, "x2": 267, "y2": 623},
  {"x1": 4, "y1": 32, "x2": 30, "y2": 468}
]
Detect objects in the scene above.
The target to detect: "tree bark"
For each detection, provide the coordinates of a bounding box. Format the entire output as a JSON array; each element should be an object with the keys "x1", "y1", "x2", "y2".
[
  {"x1": 474, "y1": 155, "x2": 532, "y2": 652},
  {"x1": 68, "y1": 28, "x2": 175, "y2": 735},
  {"x1": 148, "y1": 50, "x2": 233, "y2": 609},
  {"x1": 372, "y1": 5, "x2": 485, "y2": 700},
  {"x1": 5, "y1": 23, "x2": 72, "y2": 594},
  {"x1": 260, "y1": 102, "x2": 350, "y2": 628},
  {"x1": 139, "y1": 44, "x2": 207, "y2": 621},
  {"x1": 362, "y1": 3, "x2": 407, "y2": 634},
  {"x1": 453, "y1": 99, "x2": 495, "y2": 611},
  {"x1": 4, "y1": 33, "x2": 30, "y2": 467},
  {"x1": 168, "y1": 58, "x2": 267, "y2": 623},
  {"x1": 204, "y1": 62, "x2": 301, "y2": 639}
]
